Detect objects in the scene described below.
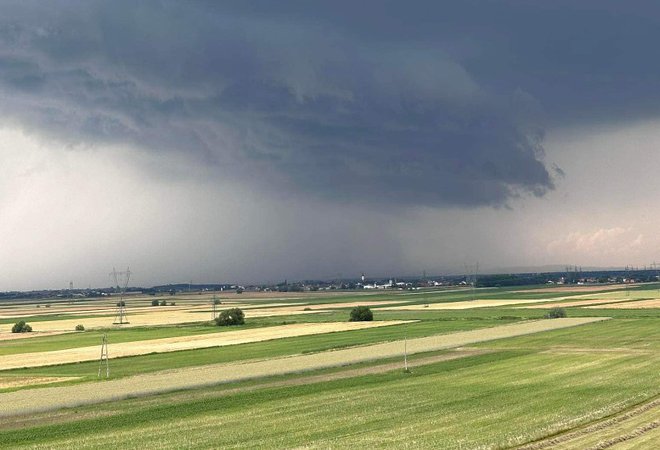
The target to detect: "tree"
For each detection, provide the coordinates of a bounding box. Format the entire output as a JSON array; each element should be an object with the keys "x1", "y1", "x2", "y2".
[
  {"x1": 151, "y1": 299, "x2": 159, "y2": 306},
  {"x1": 215, "y1": 308, "x2": 245, "y2": 326},
  {"x1": 159, "y1": 299, "x2": 167, "y2": 306},
  {"x1": 545, "y1": 307, "x2": 567, "y2": 319},
  {"x1": 12, "y1": 320, "x2": 32, "y2": 333},
  {"x1": 349, "y1": 306, "x2": 373, "y2": 322},
  {"x1": 75, "y1": 324, "x2": 85, "y2": 331}
]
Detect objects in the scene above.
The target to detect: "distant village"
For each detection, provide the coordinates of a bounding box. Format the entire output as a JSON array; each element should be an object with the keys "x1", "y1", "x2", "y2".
[{"x1": 1, "y1": 267, "x2": 659, "y2": 301}]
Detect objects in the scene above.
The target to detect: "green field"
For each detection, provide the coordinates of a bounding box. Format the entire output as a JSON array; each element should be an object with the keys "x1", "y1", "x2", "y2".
[{"x1": 0, "y1": 284, "x2": 658, "y2": 448}]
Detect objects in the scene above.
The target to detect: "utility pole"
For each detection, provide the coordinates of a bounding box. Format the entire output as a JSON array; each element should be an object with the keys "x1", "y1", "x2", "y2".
[
  {"x1": 111, "y1": 267, "x2": 131, "y2": 325},
  {"x1": 98, "y1": 333, "x2": 109, "y2": 378},
  {"x1": 403, "y1": 334, "x2": 409, "y2": 373}
]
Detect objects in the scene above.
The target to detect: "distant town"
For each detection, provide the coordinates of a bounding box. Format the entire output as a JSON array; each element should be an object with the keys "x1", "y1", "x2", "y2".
[{"x1": 2, "y1": 267, "x2": 659, "y2": 301}]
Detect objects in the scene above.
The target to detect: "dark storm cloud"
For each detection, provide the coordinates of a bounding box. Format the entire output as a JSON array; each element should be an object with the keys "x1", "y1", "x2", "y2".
[{"x1": 4, "y1": 1, "x2": 652, "y2": 207}]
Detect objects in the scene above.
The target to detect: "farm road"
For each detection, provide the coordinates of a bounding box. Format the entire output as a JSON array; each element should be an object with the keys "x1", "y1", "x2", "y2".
[{"x1": 0, "y1": 317, "x2": 607, "y2": 417}]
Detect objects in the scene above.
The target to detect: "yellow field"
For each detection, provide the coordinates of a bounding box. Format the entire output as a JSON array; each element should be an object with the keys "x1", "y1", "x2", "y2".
[
  {"x1": 584, "y1": 299, "x2": 660, "y2": 309},
  {"x1": 0, "y1": 330, "x2": 73, "y2": 341},
  {"x1": 0, "y1": 300, "x2": 312, "y2": 320},
  {"x1": 0, "y1": 320, "x2": 412, "y2": 370},
  {"x1": 513, "y1": 284, "x2": 629, "y2": 294},
  {"x1": 520, "y1": 298, "x2": 636, "y2": 309},
  {"x1": 0, "y1": 305, "x2": 330, "y2": 335},
  {"x1": 380, "y1": 298, "x2": 559, "y2": 310}
]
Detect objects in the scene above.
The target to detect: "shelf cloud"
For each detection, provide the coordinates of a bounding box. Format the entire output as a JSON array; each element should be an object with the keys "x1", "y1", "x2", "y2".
[{"x1": 0, "y1": 1, "x2": 559, "y2": 208}]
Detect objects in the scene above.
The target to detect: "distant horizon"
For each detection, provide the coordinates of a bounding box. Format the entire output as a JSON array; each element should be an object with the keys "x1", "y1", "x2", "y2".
[
  {"x1": 3, "y1": 264, "x2": 657, "y2": 293},
  {"x1": 2, "y1": 2, "x2": 660, "y2": 295}
]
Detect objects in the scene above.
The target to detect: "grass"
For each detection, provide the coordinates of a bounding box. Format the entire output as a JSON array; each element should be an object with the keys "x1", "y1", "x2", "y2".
[
  {"x1": 0, "y1": 284, "x2": 658, "y2": 448},
  {"x1": 1, "y1": 315, "x2": 518, "y2": 381},
  {"x1": 1, "y1": 318, "x2": 658, "y2": 449}
]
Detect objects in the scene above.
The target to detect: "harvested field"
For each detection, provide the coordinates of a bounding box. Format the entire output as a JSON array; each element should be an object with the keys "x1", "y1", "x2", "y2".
[
  {"x1": 0, "y1": 331, "x2": 74, "y2": 341},
  {"x1": 0, "y1": 376, "x2": 78, "y2": 390},
  {"x1": 584, "y1": 299, "x2": 660, "y2": 309},
  {"x1": 381, "y1": 298, "x2": 559, "y2": 310},
  {"x1": 0, "y1": 302, "x2": 250, "y2": 319},
  {"x1": 520, "y1": 396, "x2": 660, "y2": 449},
  {"x1": 173, "y1": 291, "x2": 372, "y2": 302},
  {"x1": 513, "y1": 285, "x2": 629, "y2": 294},
  {"x1": 0, "y1": 349, "x2": 489, "y2": 431},
  {"x1": 0, "y1": 321, "x2": 412, "y2": 370},
  {"x1": 0, "y1": 306, "x2": 325, "y2": 334},
  {"x1": 0, "y1": 317, "x2": 607, "y2": 417},
  {"x1": 520, "y1": 298, "x2": 638, "y2": 309},
  {"x1": 281, "y1": 300, "x2": 407, "y2": 309},
  {"x1": 245, "y1": 300, "x2": 409, "y2": 314},
  {"x1": 561, "y1": 289, "x2": 658, "y2": 302}
]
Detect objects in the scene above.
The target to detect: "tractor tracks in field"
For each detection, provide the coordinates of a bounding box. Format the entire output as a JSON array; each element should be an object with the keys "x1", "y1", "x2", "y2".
[
  {"x1": 517, "y1": 396, "x2": 660, "y2": 450},
  {"x1": 585, "y1": 420, "x2": 659, "y2": 449}
]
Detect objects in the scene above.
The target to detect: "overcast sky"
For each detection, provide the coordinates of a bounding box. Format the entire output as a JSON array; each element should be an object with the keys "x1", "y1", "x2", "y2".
[{"x1": 1, "y1": 1, "x2": 659, "y2": 290}]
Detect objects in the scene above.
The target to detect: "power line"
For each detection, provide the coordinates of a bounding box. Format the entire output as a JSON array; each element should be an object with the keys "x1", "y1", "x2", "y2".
[{"x1": 111, "y1": 267, "x2": 131, "y2": 325}]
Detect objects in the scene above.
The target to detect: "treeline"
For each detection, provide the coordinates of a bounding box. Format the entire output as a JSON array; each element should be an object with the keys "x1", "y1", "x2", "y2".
[
  {"x1": 477, "y1": 270, "x2": 660, "y2": 287},
  {"x1": 476, "y1": 273, "x2": 551, "y2": 287}
]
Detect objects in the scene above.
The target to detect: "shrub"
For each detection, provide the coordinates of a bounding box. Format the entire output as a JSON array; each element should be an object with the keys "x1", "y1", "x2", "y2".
[
  {"x1": 349, "y1": 306, "x2": 373, "y2": 322},
  {"x1": 545, "y1": 307, "x2": 567, "y2": 319},
  {"x1": 215, "y1": 308, "x2": 245, "y2": 326},
  {"x1": 12, "y1": 321, "x2": 32, "y2": 333},
  {"x1": 498, "y1": 315, "x2": 521, "y2": 321},
  {"x1": 151, "y1": 299, "x2": 159, "y2": 306},
  {"x1": 213, "y1": 298, "x2": 222, "y2": 305},
  {"x1": 75, "y1": 324, "x2": 85, "y2": 331},
  {"x1": 159, "y1": 299, "x2": 167, "y2": 306}
]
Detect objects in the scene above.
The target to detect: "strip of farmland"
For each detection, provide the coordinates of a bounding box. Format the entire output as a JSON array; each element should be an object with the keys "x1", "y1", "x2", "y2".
[
  {"x1": 0, "y1": 321, "x2": 412, "y2": 370},
  {"x1": 0, "y1": 317, "x2": 607, "y2": 417},
  {"x1": 380, "y1": 298, "x2": 560, "y2": 310}
]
